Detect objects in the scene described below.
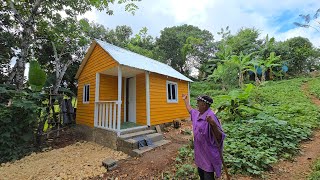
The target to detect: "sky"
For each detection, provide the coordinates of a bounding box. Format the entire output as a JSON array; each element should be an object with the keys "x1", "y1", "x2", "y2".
[
  {"x1": 80, "y1": 0, "x2": 320, "y2": 47},
  {"x1": 20, "y1": 0, "x2": 320, "y2": 77}
]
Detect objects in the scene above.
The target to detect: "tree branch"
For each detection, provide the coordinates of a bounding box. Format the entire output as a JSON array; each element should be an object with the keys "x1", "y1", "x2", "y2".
[
  {"x1": 51, "y1": 42, "x2": 60, "y2": 78},
  {"x1": 27, "y1": 0, "x2": 42, "y2": 23},
  {"x1": 8, "y1": 0, "x2": 25, "y2": 24}
]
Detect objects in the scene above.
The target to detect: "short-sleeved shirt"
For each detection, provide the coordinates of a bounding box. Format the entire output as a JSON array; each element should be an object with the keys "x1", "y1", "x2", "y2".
[{"x1": 190, "y1": 108, "x2": 226, "y2": 178}]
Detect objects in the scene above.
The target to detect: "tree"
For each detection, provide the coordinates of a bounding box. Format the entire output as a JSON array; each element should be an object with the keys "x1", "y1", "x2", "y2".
[
  {"x1": 105, "y1": 25, "x2": 133, "y2": 48},
  {"x1": 1, "y1": 0, "x2": 139, "y2": 89},
  {"x1": 126, "y1": 27, "x2": 160, "y2": 59},
  {"x1": 229, "y1": 52, "x2": 254, "y2": 87},
  {"x1": 225, "y1": 28, "x2": 261, "y2": 55},
  {"x1": 294, "y1": 8, "x2": 320, "y2": 32},
  {"x1": 156, "y1": 24, "x2": 215, "y2": 77},
  {"x1": 246, "y1": 60, "x2": 261, "y2": 85},
  {"x1": 208, "y1": 62, "x2": 238, "y2": 90},
  {"x1": 284, "y1": 37, "x2": 314, "y2": 74}
]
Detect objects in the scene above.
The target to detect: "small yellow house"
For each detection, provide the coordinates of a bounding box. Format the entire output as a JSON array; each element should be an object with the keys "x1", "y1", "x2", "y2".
[{"x1": 75, "y1": 40, "x2": 192, "y2": 136}]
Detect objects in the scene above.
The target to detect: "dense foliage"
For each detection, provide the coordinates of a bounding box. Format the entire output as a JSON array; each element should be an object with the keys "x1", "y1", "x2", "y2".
[
  {"x1": 171, "y1": 78, "x2": 320, "y2": 178},
  {"x1": 0, "y1": 85, "x2": 43, "y2": 163}
]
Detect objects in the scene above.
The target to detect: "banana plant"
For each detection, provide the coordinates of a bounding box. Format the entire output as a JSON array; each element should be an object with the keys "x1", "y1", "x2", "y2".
[
  {"x1": 265, "y1": 52, "x2": 281, "y2": 81},
  {"x1": 229, "y1": 52, "x2": 255, "y2": 87},
  {"x1": 246, "y1": 60, "x2": 261, "y2": 86}
]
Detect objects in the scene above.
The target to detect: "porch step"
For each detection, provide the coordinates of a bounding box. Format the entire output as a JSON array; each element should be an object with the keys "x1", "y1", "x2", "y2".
[
  {"x1": 119, "y1": 133, "x2": 163, "y2": 150},
  {"x1": 119, "y1": 126, "x2": 149, "y2": 135},
  {"x1": 119, "y1": 129, "x2": 156, "y2": 139},
  {"x1": 131, "y1": 140, "x2": 171, "y2": 157}
]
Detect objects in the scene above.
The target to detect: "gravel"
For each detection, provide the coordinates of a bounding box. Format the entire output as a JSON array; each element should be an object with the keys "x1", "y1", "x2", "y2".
[{"x1": 0, "y1": 142, "x2": 128, "y2": 180}]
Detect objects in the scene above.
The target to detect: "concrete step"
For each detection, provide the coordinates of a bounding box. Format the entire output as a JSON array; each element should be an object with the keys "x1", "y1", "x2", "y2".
[
  {"x1": 131, "y1": 139, "x2": 171, "y2": 157},
  {"x1": 119, "y1": 129, "x2": 156, "y2": 139},
  {"x1": 119, "y1": 126, "x2": 149, "y2": 135},
  {"x1": 119, "y1": 133, "x2": 163, "y2": 150}
]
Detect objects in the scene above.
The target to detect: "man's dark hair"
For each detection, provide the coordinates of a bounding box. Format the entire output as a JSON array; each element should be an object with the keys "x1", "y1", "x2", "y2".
[{"x1": 197, "y1": 95, "x2": 213, "y2": 106}]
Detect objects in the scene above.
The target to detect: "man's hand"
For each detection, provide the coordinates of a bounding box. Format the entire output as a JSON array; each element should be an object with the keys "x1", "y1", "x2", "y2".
[
  {"x1": 182, "y1": 94, "x2": 188, "y2": 100},
  {"x1": 206, "y1": 115, "x2": 215, "y2": 125},
  {"x1": 206, "y1": 115, "x2": 222, "y2": 144},
  {"x1": 182, "y1": 94, "x2": 192, "y2": 112}
]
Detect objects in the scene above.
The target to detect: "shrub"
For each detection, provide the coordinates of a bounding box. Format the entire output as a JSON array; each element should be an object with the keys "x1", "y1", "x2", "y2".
[{"x1": 0, "y1": 85, "x2": 41, "y2": 163}]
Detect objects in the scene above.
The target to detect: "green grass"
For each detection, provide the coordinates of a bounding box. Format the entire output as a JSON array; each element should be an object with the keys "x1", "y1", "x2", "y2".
[
  {"x1": 254, "y1": 78, "x2": 320, "y2": 127},
  {"x1": 309, "y1": 77, "x2": 320, "y2": 99},
  {"x1": 309, "y1": 159, "x2": 320, "y2": 180}
]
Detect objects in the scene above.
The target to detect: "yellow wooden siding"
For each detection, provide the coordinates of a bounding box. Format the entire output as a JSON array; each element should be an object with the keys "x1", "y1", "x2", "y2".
[
  {"x1": 77, "y1": 44, "x2": 118, "y2": 127},
  {"x1": 149, "y1": 73, "x2": 189, "y2": 125},
  {"x1": 136, "y1": 73, "x2": 146, "y2": 125},
  {"x1": 99, "y1": 74, "x2": 125, "y2": 122}
]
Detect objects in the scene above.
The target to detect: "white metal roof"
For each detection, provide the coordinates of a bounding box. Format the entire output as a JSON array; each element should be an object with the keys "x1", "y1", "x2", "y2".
[{"x1": 95, "y1": 39, "x2": 192, "y2": 82}]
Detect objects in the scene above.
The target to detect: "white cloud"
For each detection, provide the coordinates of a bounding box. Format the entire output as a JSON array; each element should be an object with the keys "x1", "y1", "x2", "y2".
[
  {"x1": 152, "y1": 0, "x2": 215, "y2": 24},
  {"x1": 85, "y1": 0, "x2": 320, "y2": 47},
  {"x1": 78, "y1": 9, "x2": 99, "y2": 22}
]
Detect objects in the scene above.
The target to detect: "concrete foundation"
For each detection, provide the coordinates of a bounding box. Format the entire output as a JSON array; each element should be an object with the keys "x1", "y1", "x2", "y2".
[{"x1": 75, "y1": 124, "x2": 118, "y2": 150}]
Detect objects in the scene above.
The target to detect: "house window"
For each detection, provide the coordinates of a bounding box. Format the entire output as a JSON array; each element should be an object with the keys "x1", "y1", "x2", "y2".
[
  {"x1": 167, "y1": 81, "x2": 178, "y2": 103},
  {"x1": 83, "y1": 84, "x2": 90, "y2": 103}
]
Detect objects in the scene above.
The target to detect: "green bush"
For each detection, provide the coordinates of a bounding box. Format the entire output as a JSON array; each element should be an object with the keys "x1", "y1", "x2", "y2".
[{"x1": 0, "y1": 85, "x2": 41, "y2": 163}]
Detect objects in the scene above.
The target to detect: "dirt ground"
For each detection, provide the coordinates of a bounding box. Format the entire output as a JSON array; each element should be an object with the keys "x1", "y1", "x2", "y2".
[
  {"x1": 0, "y1": 122, "x2": 193, "y2": 180},
  {"x1": 99, "y1": 121, "x2": 193, "y2": 180},
  {"x1": 1, "y1": 82, "x2": 320, "y2": 180},
  {"x1": 0, "y1": 140, "x2": 128, "y2": 180}
]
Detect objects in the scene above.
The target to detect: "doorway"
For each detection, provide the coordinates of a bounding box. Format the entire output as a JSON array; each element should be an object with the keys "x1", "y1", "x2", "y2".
[{"x1": 126, "y1": 77, "x2": 136, "y2": 123}]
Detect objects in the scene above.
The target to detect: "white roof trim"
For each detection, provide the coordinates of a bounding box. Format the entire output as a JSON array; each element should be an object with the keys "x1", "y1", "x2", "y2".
[{"x1": 76, "y1": 39, "x2": 193, "y2": 82}]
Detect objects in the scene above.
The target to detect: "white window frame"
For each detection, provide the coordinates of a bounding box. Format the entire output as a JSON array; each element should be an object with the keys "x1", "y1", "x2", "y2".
[
  {"x1": 166, "y1": 81, "x2": 178, "y2": 103},
  {"x1": 83, "y1": 84, "x2": 90, "y2": 104}
]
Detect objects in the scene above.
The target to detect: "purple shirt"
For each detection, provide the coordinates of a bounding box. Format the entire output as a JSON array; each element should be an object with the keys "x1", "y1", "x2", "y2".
[{"x1": 190, "y1": 108, "x2": 226, "y2": 177}]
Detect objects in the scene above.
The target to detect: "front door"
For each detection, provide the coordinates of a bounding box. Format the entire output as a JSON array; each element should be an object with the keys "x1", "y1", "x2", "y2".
[{"x1": 128, "y1": 77, "x2": 136, "y2": 123}]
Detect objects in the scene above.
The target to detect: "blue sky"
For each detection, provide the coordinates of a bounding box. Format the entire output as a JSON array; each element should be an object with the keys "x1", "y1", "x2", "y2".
[{"x1": 80, "y1": 0, "x2": 320, "y2": 47}]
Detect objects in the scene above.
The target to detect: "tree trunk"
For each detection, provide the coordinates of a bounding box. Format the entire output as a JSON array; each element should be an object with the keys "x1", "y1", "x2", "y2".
[
  {"x1": 254, "y1": 73, "x2": 260, "y2": 86},
  {"x1": 261, "y1": 71, "x2": 266, "y2": 83},
  {"x1": 51, "y1": 42, "x2": 73, "y2": 95},
  {"x1": 239, "y1": 72, "x2": 244, "y2": 87},
  {"x1": 7, "y1": 38, "x2": 30, "y2": 89},
  {"x1": 6, "y1": 0, "x2": 42, "y2": 89}
]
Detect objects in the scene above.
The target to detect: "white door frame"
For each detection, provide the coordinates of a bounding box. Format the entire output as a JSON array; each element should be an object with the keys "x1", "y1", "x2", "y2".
[{"x1": 128, "y1": 76, "x2": 136, "y2": 123}]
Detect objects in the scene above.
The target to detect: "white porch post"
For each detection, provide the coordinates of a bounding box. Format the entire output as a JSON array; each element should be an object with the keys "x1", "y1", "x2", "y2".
[
  {"x1": 145, "y1": 71, "x2": 151, "y2": 126},
  {"x1": 94, "y1": 73, "x2": 100, "y2": 127},
  {"x1": 188, "y1": 82, "x2": 190, "y2": 105},
  {"x1": 117, "y1": 66, "x2": 122, "y2": 136},
  {"x1": 124, "y1": 78, "x2": 127, "y2": 122}
]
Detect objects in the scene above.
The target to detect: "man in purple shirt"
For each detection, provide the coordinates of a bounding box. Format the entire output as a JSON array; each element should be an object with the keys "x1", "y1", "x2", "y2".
[{"x1": 182, "y1": 94, "x2": 226, "y2": 180}]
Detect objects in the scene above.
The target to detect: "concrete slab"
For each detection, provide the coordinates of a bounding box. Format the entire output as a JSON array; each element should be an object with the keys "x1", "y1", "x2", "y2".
[
  {"x1": 131, "y1": 139, "x2": 171, "y2": 157},
  {"x1": 102, "y1": 158, "x2": 117, "y2": 170}
]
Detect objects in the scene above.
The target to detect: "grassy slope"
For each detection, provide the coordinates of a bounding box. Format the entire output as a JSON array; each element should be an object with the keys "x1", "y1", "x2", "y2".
[
  {"x1": 172, "y1": 78, "x2": 320, "y2": 178},
  {"x1": 309, "y1": 77, "x2": 320, "y2": 99}
]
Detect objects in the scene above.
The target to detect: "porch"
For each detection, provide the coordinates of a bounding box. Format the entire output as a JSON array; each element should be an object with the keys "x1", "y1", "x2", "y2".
[{"x1": 94, "y1": 65, "x2": 151, "y2": 136}]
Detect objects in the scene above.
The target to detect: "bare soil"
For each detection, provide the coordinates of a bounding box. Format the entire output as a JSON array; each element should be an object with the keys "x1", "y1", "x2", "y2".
[
  {"x1": 0, "y1": 122, "x2": 193, "y2": 180},
  {"x1": 0, "y1": 131, "x2": 128, "y2": 180},
  {"x1": 98, "y1": 121, "x2": 193, "y2": 180}
]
